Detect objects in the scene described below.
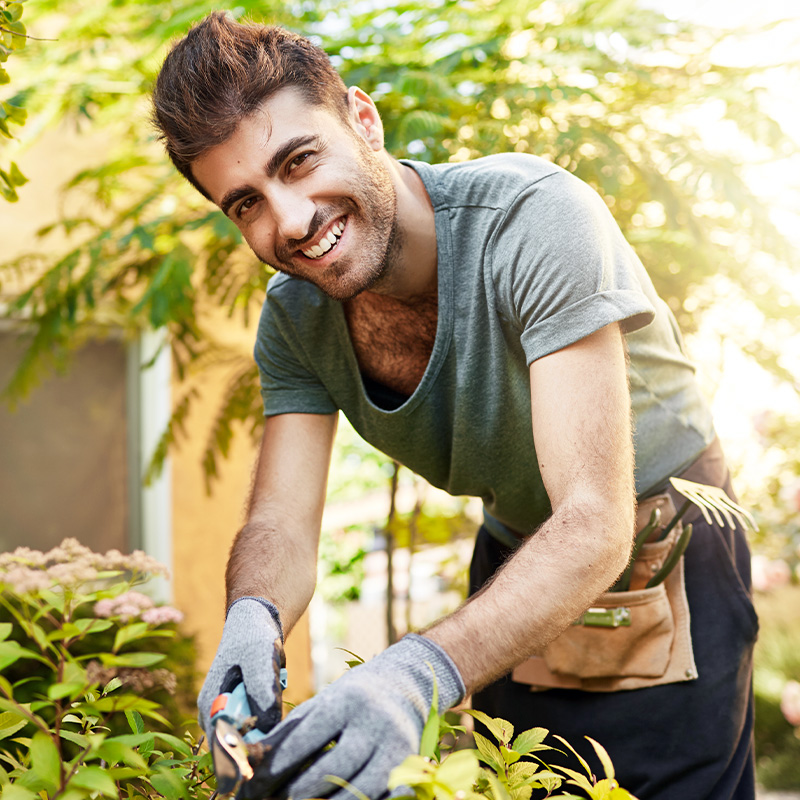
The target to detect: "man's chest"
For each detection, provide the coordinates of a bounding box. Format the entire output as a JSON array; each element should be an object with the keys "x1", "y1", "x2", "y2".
[{"x1": 344, "y1": 293, "x2": 438, "y2": 397}]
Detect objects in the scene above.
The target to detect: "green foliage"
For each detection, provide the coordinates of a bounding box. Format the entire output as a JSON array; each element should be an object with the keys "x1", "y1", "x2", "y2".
[
  {"x1": 390, "y1": 705, "x2": 637, "y2": 800},
  {"x1": 0, "y1": 0, "x2": 797, "y2": 489},
  {"x1": 0, "y1": 0, "x2": 28, "y2": 201},
  {"x1": 0, "y1": 539, "x2": 213, "y2": 800}
]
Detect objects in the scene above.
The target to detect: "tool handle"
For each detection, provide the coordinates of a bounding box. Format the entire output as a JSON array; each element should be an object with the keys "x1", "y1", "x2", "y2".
[{"x1": 210, "y1": 682, "x2": 252, "y2": 727}]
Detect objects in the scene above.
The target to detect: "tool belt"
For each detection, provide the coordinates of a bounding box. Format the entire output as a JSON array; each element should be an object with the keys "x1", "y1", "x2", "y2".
[{"x1": 512, "y1": 437, "x2": 728, "y2": 692}]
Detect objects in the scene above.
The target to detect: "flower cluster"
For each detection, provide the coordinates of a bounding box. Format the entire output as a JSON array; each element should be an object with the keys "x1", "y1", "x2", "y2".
[
  {"x1": 751, "y1": 554, "x2": 792, "y2": 593},
  {"x1": 94, "y1": 590, "x2": 183, "y2": 624},
  {"x1": 0, "y1": 538, "x2": 169, "y2": 593},
  {"x1": 86, "y1": 660, "x2": 178, "y2": 695}
]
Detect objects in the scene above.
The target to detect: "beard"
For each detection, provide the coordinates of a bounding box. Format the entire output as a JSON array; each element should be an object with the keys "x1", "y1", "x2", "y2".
[{"x1": 255, "y1": 135, "x2": 401, "y2": 303}]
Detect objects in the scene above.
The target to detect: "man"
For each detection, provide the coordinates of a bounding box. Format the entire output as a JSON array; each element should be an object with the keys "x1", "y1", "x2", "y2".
[{"x1": 152, "y1": 12, "x2": 757, "y2": 800}]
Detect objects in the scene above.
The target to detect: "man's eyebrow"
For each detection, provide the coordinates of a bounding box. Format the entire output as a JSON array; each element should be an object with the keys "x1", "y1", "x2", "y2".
[
  {"x1": 218, "y1": 135, "x2": 321, "y2": 217},
  {"x1": 265, "y1": 134, "x2": 321, "y2": 178},
  {"x1": 220, "y1": 185, "x2": 256, "y2": 218}
]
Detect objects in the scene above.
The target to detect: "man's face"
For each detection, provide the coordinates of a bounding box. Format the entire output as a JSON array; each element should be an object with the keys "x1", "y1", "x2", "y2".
[{"x1": 192, "y1": 88, "x2": 398, "y2": 302}]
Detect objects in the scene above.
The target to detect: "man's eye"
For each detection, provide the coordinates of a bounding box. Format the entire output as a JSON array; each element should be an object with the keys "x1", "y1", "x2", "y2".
[
  {"x1": 289, "y1": 152, "x2": 312, "y2": 171},
  {"x1": 236, "y1": 197, "x2": 259, "y2": 218}
]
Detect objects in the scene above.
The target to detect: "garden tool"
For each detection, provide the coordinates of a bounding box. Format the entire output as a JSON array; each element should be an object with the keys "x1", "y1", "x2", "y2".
[
  {"x1": 612, "y1": 477, "x2": 758, "y2": 593},
  {"x1": 209, "y1": 675, "x2": 288, "y2": 796}
]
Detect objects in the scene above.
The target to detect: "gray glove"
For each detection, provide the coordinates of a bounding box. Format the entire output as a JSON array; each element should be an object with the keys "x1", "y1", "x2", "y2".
[
  {"x1": 243, "y1": 633, "x2": 465, "y2": 800},
  {"x1": 197, "y1": 596, "x2": 285, "y2": 735}
]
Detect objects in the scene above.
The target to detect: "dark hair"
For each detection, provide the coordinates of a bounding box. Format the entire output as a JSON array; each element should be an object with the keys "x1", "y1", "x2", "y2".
[{"x1": 152, "y1": 12, "x2": 348, "y2": 198}]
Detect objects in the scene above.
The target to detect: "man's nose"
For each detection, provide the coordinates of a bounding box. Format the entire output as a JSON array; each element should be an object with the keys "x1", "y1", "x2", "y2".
[{"x1": 270, "y1": 187, "x2": 316, "y2": 243}]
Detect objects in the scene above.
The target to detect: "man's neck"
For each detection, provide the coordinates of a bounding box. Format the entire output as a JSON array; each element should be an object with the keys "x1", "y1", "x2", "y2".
[{"x1": 366, "y1": 157, "x2": 437, "y2": 302}]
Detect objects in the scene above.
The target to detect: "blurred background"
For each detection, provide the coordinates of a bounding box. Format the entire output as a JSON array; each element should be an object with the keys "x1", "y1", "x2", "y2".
[{"x1": 1, "y1": 0, "x2": 799, "y2": 793}]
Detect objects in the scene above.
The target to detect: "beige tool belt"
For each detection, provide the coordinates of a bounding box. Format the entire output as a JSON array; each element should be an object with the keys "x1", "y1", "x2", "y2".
[{"x1": 512, "y1": 491, "x2": 697, "y2": 692}]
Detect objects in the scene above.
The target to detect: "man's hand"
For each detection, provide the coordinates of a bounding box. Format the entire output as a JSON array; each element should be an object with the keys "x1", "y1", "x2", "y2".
[
  {"x1": 197, "y1": 597, "x2": 285, "y2": 735},
  {"x1": 242, "y1": 634, "x2": 465, "y2": 800}
]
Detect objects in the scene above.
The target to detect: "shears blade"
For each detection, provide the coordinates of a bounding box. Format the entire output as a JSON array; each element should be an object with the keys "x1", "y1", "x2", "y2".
[{"x1": 212, "y1": 718, "x2": 254, "y2": 796}]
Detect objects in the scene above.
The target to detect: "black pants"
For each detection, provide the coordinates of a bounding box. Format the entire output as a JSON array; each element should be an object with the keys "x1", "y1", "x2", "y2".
[{"x1": 470, "y1": 498, "x2": 758, "y2": 800}]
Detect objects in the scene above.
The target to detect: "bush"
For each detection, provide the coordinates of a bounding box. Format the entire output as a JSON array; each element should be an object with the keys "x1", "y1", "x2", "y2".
[
  {"x1": 754, "y1": 585, "x2": 800, "y2": 791},
  {"x1": 0, "y1": 538, "x2": 635, "y2": 800},
  {"x1": 0, "y1": 538, "x2": 213, "y2": 800}
]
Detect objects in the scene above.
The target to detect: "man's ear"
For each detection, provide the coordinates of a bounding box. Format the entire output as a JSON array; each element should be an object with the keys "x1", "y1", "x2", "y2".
[{"x1": 347, "y1": 86, "x2": 384, "y2": 151}]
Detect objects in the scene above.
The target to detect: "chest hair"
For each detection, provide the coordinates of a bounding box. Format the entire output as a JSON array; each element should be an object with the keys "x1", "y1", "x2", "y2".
[{"x1": 344, "y1": 292, "x2": 438, "y2": 396}]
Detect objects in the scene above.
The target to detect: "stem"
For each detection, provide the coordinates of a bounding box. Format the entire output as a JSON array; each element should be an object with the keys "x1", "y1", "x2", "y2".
[
  {"x1": 51, "y1": 744, "x2": 92, "y2": 800},
  {"x1": 385, "y1": 462, "x2": 399, "y2": 646},
  {"x1": 0, "y1": 26, "x2": 58, "y2": 41}
]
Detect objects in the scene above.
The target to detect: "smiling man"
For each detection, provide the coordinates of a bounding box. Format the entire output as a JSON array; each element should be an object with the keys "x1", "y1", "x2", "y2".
[{"x1": 152, "y1": 13, "x2": 757, "y2": 800}]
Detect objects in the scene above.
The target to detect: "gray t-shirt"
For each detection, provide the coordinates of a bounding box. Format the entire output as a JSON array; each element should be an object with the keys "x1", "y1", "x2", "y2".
[{"x1": 254, "y1": 154, "x2": 715, "y2": 541}]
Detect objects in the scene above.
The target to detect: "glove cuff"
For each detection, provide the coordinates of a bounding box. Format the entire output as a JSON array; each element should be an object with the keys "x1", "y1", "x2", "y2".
[
  {"x1": 226, "y1": 596, "x2": 285, "y2": 643},
  {"x1": 402, "y1": 633, "x2": 466, "y2": 712}
]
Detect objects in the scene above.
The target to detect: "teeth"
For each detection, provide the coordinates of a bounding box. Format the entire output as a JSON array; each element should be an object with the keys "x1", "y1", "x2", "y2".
[{"x1": 302, "y1": 219, "x2": 346, "y2": 259}]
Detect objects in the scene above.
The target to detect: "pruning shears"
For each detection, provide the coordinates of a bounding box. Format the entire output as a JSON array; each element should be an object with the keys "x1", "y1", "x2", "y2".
[{"x1": 210, "y1": 670, "x2": 288, "y2": 797}]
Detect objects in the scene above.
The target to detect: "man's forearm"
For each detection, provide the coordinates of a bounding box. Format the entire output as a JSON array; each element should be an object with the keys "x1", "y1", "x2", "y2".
[
  {"x1": 225, "y1": 516, "x2": 319, "y2": 634},
  {"x1": 424, "y1": 498, "x2": 633, "y2": 695}
]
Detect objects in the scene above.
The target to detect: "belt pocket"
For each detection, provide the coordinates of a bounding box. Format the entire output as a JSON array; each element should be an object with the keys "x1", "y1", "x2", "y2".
[
  {"x1": 512, "y1": 500, "x2": 698, "y2": 692},
  {"x1": 543, "y1": 583, "x2": 673, "y2": 680}
]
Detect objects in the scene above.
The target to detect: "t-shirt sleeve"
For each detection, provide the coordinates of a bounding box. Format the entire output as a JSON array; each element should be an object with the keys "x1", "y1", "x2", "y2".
[
  {"x1": 491, "y1": 170, "x2": 656, "y2": 364},
  {"x1": 254, "y1": 292, "x2": 338, "y2": 417}
]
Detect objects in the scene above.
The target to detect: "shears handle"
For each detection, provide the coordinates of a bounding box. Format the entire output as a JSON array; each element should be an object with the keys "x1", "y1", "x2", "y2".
[{"x1": 211, "y1": 682, "x2": 253, "y2": 729}]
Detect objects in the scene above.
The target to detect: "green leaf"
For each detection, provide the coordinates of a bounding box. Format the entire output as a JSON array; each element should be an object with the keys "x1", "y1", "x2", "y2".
[
  {"x1": 473, "y1": 731, "x2": 505, "y2": 774},
  {"x1": 48, "y1": 682, "x2": 86, "y2": 701},
  {"x1": 0, "y1": 622, "x2": 12, "y2": 641},
  {"x1": 388, "y1": 755, "x2": 434, "y2": 790},
  {"x1": 97, "y1": 739, "x2": 148, "y2": 769},
  {"x1": 113, "y1": 621, "x2": 150, "y2": 653},
  {"x1": 99, "y1": 651, "x2": 165, "y2": 668},
  {"x1": 29, "y1": 730, "x2": 61, "y2": 789},
  {"x1": 153, "y1": 731, "x2": 192, "y2": 757},
  {"x1": 0, "y1": 785, "x2": 40, "y2": 800},
  {"x1": 553, "y1": 735, "x2": 592, "y2": 777},
  {"x1": 59, "y1": 729, "x2": 90, "y2": 748},
  {"x1": 434, "y1": 748, "x2": 480, "y2": 791},
  {"x1": 464, "y1": 709, "x2": 514, "y2": 745},
  {"x1": 500, "y1": 745, "x2": 521, "y2": 765},
  {"x1": 0, "y1": 640, "x2": 44, "y2": 671},
  {"x1": 511, "y1": 727, "x2": 550, "y2": 755},
  {"x1": 149, "y1": 769, "x2": 189, "y2": 800},
  {"x1": 419, "y1": 669, "x2": 439, "y2": 760},
  {"x1": 103, "y1": 677, "x2": 123, "y2": 695},
  {"x1": 553, "y1": 765, "x2": 595, "y2": 794},
  {"x1": 0, "y1": 710, "x2": 28, "y2": 740},
  {"x1": 125, "y1": 709, "x2": 144, "y2": 734},
  {"x1": 70, "y1": 765, "x2": 119, "y2": 797}
]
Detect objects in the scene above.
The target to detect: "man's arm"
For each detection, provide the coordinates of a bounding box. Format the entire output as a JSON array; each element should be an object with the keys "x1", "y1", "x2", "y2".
[
  {"x1": 226, "y1": 411, "x2": 338, "y2": 631},
  {"x1": 426, "y1": 321, "x2": 635, "y2": 693}
]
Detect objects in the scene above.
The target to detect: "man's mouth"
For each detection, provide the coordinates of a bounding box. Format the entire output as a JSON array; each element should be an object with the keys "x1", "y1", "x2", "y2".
[{"x1": 301, "y1": 218, "x2": 346, "y2": 260}]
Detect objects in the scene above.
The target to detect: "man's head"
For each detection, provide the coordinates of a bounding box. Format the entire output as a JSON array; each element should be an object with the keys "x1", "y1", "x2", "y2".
[{"x1": 152, "y1": 12, "x2": 349, "y2": 199}]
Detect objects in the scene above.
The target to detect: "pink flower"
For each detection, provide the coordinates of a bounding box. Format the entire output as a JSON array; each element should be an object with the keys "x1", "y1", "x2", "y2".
[
  {"x1": 751, "y1": 555, "x2": 791, "y2": 593},
  {"x1": 141, "y1": 606, "x2": 184, "y2": 625},
  {"x1": 93, "y1": 590, "x2": 155, "y2": 621},
  {"x1": 781, "y1": 680, "x2": 800, "y2": 727}
]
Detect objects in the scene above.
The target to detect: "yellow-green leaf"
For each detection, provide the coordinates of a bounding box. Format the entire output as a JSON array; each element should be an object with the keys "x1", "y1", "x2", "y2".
[
  {"x1": 473, "y1": 731, "x2": 505, "y2": 774},
  {"x1": 586, "y1": 736, "x2": 615, "y2": 780},
  {"x1": 29, "y1": 730, "x2": 60, "y2": 788},
  {"x1": 71, "y1": 765, "x2": 118, "y2": 797},
  {"x1": 0, "y1": 710, "x2": 27, "y2": 740}
]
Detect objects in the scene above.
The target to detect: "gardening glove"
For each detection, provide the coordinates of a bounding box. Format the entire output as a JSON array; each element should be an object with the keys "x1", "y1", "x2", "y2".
[
  {"x1": 198, "y1": 596, "x2": 285, "y2": 736},
  {"x1": 242, "y1": 633, "x2": 465, "y2": 800}
]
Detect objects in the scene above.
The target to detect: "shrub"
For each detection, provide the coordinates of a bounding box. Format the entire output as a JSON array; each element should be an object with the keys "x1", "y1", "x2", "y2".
[{"x1": 0, "y1": 538, "x2": 213, "y2": 800}]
